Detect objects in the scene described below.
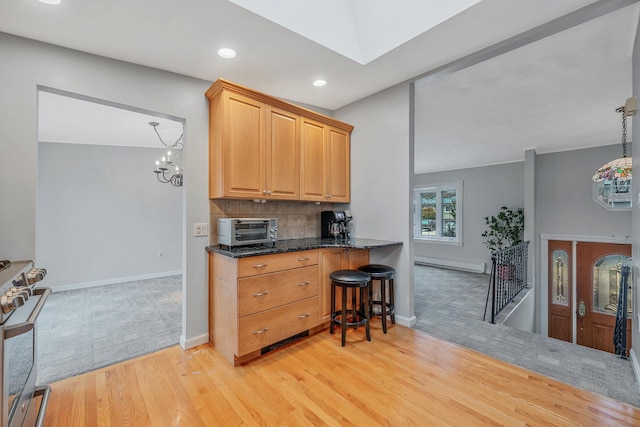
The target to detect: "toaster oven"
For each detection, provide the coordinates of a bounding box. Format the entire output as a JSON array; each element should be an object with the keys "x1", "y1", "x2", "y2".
[{"x1": 218, "y1": 218, "x2": 278, "y2": 247}]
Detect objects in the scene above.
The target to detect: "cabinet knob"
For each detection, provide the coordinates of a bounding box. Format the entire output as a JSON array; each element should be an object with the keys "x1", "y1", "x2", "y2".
[
  {"x1": 253, "y1": 263, "x2": 268, "y2": 269},
  {"x1": 298, "y1": 281, "x2": 310, "y2": 287},
  {"x1": 252, "y1": 327, "x2": 269, "y2": 335},
  {"x1": 252, "y1": 291, "x2": 270, "y2": 297},
  {"x1": 262, "y1": 190, "x2": 268, "y2": 195},
  {"x1": 297, "y1": 313, "x2": 310, "y2": 319},
  {"x1": 298, "y1": 257, "x2": 310, "y2": 261}
]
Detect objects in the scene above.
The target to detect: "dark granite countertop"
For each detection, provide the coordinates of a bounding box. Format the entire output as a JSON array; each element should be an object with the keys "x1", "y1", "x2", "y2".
[{"x1": 206, "y1": 237, "x2": 402, "y2": 258}]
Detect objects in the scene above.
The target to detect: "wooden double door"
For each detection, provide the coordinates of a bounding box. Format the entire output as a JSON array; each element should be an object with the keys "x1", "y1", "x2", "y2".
[{"x1": 548, "y1": 240, "x2": 632, "y2": 355}]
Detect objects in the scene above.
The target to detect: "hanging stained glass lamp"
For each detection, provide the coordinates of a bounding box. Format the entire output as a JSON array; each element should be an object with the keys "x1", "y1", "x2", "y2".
[{"x1": 592, "y1": 97, "x2": 636, "y2": 211}]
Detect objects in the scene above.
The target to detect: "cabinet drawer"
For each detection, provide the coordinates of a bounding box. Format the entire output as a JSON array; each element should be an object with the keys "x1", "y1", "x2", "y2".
[
  {"x1": 238, "y1": 297, "x2": 318, "y2": 355},
  {"x1": 239, "y1": 265, "x2": 318, "y2": 317},
  {"x1": 238, "y1": 250, "x2": 318, "y2": 278}
]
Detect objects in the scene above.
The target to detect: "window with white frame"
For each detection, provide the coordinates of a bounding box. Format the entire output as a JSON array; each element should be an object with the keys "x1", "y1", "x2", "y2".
[{"x1": 414, "y1": 182, "x2": 462, "y2": 244}]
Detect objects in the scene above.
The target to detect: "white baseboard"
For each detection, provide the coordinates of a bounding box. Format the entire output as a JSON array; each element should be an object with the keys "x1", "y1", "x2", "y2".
[
  {"x1": 50, "y1": 270, "x2": 183, "y2": 292},
  {"x1": 630, "y1": 349, "x2": 640, "y2": 395},
  {"x1": 181, "y1": 333, "x2": 209, "y2": 350},
  {"x1": 396, "y1": 314, "x2": 416, "y2": 328},
  {"x1": 415, "y1": 256, "x2": 486, "y2": 274}
]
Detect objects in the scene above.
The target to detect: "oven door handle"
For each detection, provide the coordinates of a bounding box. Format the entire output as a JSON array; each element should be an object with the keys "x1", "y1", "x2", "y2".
[{"x1": 4, "y1": 287, "x2": 50, "y2": 339}]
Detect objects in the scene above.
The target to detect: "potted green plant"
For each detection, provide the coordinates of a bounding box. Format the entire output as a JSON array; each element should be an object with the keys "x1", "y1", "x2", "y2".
[{"x1": 482, "y1": 206, "x2": 524, "y2": 279}]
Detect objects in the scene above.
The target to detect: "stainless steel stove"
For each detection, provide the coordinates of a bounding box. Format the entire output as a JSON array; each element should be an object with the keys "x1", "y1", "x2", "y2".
[{"x1": 0, "y1": 260, "x2": 50, "y2": 427}]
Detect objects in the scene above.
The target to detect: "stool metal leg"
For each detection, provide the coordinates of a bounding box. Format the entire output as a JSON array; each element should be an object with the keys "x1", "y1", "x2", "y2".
[
  {"x1": 363, "y1": 284, "x2": 371, "y2": 341},
  {"x1": 330, "y1": 281, "x2": 335, "y2": 334},
  {"x1": 389, "y1": 278, "x2": 396, "y2": 324},
  {"x1": 381, "y1": 279, "x2": 388, "y2": 334},
  {"x1": 341, "y1": 283, "x2": 347, "y2": 346}
]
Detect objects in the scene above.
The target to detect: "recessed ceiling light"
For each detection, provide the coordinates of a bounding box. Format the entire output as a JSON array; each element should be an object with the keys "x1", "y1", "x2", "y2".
[
  {"x1": 313, "y1": 80, "x2": 327, "y2": 87},
  {"x1": 218, "y1": 48, "x2": 236, "y2": 59},
  {"x1": 39, "y1": 0, "x2": 61, "y2": 4}
]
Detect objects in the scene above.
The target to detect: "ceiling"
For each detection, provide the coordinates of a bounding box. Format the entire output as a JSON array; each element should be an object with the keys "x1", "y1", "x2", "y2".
[
  {"x1": 1, "y1": 0, "x2": 638, "y2": 173},
  {"x1": 38, "y1": 90, "x2": 184, "y2": 149},
  {"x1": 415, "y1": 3, "x2": 638, "y2": 173}
]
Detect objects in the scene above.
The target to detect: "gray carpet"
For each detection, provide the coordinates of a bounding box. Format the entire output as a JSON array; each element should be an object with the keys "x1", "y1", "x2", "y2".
[
  {"x1": 37, "y1": 275, "x2": 182, "y2": 384},
  {"x1": 413, "y1": 265, "x2": 640, "y2": 408}
]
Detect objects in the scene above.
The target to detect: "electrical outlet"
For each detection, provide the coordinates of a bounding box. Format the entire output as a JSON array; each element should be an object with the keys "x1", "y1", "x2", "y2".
[
  {"x1": 194, "y1": 223, "x2": 208, "y2": 237},
  {"x1": 157, "y1": 251, "x2": 163, "y2": 258}
]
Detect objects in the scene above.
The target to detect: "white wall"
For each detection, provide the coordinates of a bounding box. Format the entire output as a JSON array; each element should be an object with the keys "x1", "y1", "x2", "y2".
[
  {"x1": 535, "y1": 144, "x2": 632, "y2": 237},
  {"x1": 335, "y1": 83, "x2": 415, "y2": 326},
  {"x1": 37, "y1": 142, "x2": 182, "y2": 288},
  {"x1": 503, "y1": 288, "x2": 535, "y2": 332},
  {"x1": 0, "y1": 33, "x2": 211, "y2": 348},
  {"x1": 413, "y1": 161, "x2": 525, "y2": 272}
]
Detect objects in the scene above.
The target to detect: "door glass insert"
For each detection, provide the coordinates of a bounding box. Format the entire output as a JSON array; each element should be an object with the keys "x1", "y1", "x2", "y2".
[
  {"x1": 593, "y1": 255, "x2": 632, "y2": 315},
  {"x1": 551, "y1": 249, "x2": 569, "y2": 306}
]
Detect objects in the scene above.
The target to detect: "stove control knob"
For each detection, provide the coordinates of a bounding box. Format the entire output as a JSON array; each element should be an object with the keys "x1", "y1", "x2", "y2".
[
  {"x1": 11, "y1": 295, "x2": 25, "y2": 309},
  {"x1": 0, "y1": 294, "x2": 25, "y2": 313},
  {"x1": 27, "y1": 268, "x2": 46, "y2": 284},
  {"x1": 0, "y1": 296, "x2": 11, "y2": 313},
  {"x1": 8, "y1": 287, "x2": 31, "y2": 301},
  {"x1": 12, "y1": 275, "x2": 26, "y2": 287}
]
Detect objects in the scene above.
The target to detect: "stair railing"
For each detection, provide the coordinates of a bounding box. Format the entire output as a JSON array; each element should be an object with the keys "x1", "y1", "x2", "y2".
[{"x1": 483, "y1": 241, "x2": 529, "y2": 324}]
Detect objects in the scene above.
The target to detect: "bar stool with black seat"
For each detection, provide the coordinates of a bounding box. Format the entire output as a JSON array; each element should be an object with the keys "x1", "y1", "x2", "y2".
[
  {"x1": 358, "y1": 264, "x2": 395, "y2": 333},
  {"x1": 329, "y1": 269, "x2": 371, "y2": 346}
]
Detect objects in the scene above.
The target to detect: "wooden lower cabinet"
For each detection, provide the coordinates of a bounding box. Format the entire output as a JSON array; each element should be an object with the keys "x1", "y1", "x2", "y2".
[
  {"x1": 238, "y1": 297, "x2": 318, "y2": 355},
  {"x1": 318, "y1": 248, "x2": 370, "y2": 323},
  {"x1": 209, "y1": 247, "x2": 369, "y2": 365},
  {"x1": 209, "y1": 250, "x2": 320, "y2": 366}
]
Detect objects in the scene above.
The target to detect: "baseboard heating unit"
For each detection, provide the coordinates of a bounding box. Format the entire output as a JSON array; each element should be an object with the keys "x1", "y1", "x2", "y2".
[{"x1": 415, "y1": 257, "x2": 485, "y2": 274}]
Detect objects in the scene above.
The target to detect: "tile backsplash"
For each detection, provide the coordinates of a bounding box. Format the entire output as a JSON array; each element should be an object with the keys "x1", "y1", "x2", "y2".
[{"x1": 209, "y1": 199, "x2": 335, "y2": 245}]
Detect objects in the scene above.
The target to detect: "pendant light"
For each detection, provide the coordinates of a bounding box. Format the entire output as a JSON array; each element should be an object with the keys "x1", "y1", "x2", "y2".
[
  {"x1": 592, "y1": 97, "x2": 636, "y2": 210},
  {"x1": 150, "y1": 121, "x2": 184, "y2": 187}
]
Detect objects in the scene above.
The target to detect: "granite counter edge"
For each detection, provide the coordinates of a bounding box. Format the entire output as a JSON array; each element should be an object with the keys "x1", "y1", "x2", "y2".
[{"x1": 205, "y1": 239, "x2": 402, "y2": 258}]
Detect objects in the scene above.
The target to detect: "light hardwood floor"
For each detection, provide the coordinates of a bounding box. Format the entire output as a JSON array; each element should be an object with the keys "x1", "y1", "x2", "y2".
[{"x1": 43, "y1": 325, "x2": 640, "y2": 426}]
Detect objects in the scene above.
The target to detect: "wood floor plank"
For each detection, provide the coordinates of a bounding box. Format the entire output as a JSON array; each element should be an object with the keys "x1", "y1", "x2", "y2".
[{"x1": 43, "y1": 326, "x2": 640, "y2": 426}]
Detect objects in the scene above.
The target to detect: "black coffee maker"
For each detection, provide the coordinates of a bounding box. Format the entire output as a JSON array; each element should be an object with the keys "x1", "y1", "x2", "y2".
[{"x1": 321, "y1": 210, "x2": 353, "y2": 240}]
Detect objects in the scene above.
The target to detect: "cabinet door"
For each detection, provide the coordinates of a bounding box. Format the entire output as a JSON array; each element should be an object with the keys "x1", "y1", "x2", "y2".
[
  {"x1": 299, "y1": 117, "x2": 327, "y2": 201},
  {"x1": 345, "y1": 249, "x2": 369, "y2": 270},
  {"x1": 222, "y1": 91, "x2": 265, "y2": 198},
  {"x1": 327, "y1": 127, "x2": 350, "y2": 202},
  {"x1": 266, "y1": 106, "x2": 299, "y2": 200},
  {"x1": 318, "y1": 249, "x2": 370, "y2": 322},
  {"x1": 319, "y1": 249, "x2": 344, "y2": 322}
]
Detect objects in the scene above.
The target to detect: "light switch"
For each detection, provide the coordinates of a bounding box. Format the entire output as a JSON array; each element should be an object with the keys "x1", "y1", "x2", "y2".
[{"x1": 194, "y1": 223, "x2": 208, "y2": 237}]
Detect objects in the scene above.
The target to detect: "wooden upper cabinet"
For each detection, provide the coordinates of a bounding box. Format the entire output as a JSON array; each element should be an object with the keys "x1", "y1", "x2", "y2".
[
  {"x1": 266, "y1": 106, "x2": 299, "y2": 200},
  {"x1": 327, "y1": 126, "x2": 350, "y2": 202},
  {"x1": 206, "y1": 79, "x2": 352, "y2": 202},
  {"x1": 299, "y1": 118, "x2": 326, "y2": 201},
  {"x1": 300, "y1": 118, "x2": 350, "y2": 202},
  {"x1": 223, "y1": 91, "x2": 265, "y2": 199}
]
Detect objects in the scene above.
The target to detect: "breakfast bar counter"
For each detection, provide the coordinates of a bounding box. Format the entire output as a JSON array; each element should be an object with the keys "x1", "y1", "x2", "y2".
[{"x1": 206, "y1": 237, "x2": 402, "y2": 258}]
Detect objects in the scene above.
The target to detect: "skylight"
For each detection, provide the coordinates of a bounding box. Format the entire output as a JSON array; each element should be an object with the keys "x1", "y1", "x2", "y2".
[{"x1": 228, "y1": 0, "x2": 481, "y2": 64}]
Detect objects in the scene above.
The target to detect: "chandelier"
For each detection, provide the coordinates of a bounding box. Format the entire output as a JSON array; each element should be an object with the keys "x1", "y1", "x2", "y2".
[
  {"x1": 592, "y1": 97, "x2": 636, "y2": 210},
  {"x1": 150, "y1": 121, "x2": 183, "y2": 187}
]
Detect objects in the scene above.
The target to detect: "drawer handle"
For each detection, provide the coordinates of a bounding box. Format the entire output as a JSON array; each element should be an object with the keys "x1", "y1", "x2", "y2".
[
  {"x1": 253, "y1": 291, "x2": 270, "y2": 297},
  {"x1": 298, "y1": 313, "x2": 310, "y2": 319},
  {"x1": 253, "y1": 327, "x2": 269, "y2": 335},
  {"x1": 298, "y1": 281, "x2": 310, "y2": 287},
  {"x1": 298, "y1": 257, "x2": 310, "y2": 261},
  {"x1": 253, "y1": 263, "x2": 268, "y2": 269}
]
